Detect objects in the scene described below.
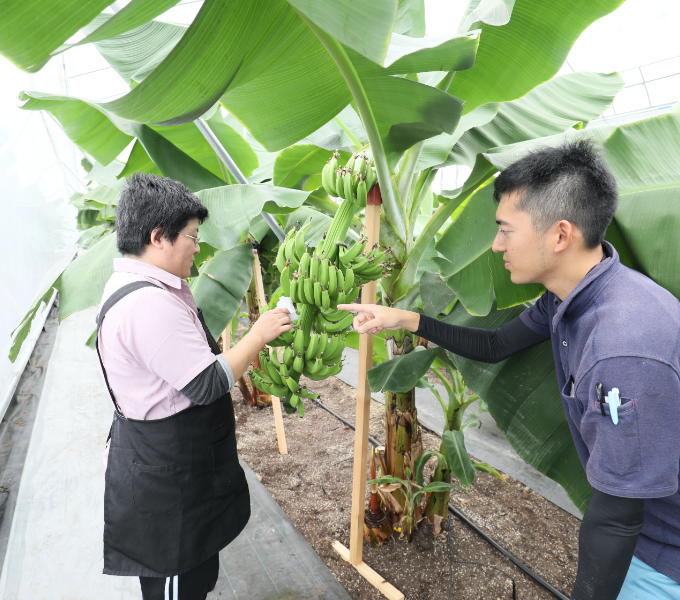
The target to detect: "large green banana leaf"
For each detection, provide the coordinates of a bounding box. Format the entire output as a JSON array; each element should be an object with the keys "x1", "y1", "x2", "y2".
[
  {"x1": 419, "y1": 71, "x2": 625, "y2": 171},
  {"x1": 18, "y1": 93, "x2": 257, "y2": 192},
  {"x1": 190, "y1": 244, "x2": 256, "y2": 339},
  {"x1": 449, "y1": 0, "x2": 626, "y2": 114}
]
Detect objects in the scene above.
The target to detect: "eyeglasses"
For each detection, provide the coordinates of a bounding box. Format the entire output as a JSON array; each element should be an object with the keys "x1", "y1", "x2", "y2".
[{"x1": 184, "y1": 233, "x2": 201, "y2": 246}]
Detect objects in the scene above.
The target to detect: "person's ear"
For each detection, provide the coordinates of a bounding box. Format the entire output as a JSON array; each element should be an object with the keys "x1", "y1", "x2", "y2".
[
  {"x1": 149, "y1": 227, "x2": 165, "y2": 249},
  {"x1": 553, "y1": 220, "x2": 573, "y2": 255}
]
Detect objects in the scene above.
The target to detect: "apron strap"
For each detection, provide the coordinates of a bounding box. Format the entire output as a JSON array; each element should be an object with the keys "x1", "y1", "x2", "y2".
[
  {"x1": 196, "y1": 308, "x2": 222, "y2": 355},
  {"x1": 95, "y1": 281, "x2": 164, "y2": 417}
]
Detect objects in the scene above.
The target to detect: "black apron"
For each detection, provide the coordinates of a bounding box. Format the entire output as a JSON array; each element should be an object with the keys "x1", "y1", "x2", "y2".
[{"x1": 96, "y1": 281, "x2": 250, "y2": 577}]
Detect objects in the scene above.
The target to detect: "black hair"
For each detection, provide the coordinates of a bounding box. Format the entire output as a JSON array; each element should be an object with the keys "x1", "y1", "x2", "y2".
[
  {"x1": 492, "y1": 140, "x2": 618, "y2": 249},
  {"x1": 116, "y1": 173, "x2": 208, "y2": 256}
]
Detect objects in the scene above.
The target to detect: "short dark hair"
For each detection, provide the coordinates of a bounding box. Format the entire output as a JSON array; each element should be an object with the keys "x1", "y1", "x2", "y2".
[
  {"x1": 492, "y1": 140, "x2": 618, "y2": 249},
  {"x1": 116, "y1": 173, "x2": 208, "y2": 256}
]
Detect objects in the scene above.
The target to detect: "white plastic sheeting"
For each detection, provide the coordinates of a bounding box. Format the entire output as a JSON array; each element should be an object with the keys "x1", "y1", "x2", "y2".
[
  {"x1": 0, "y1": 307, "x2": 140, "y2": 599},
  {"x1": 0, "y1": 55, "x2": 80, "y2": 417}
]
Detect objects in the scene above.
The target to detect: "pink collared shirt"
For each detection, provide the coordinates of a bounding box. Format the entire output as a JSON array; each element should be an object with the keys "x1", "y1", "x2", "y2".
[{"x1": 97, "y1": 258, "x2": 218, "y2": 423}]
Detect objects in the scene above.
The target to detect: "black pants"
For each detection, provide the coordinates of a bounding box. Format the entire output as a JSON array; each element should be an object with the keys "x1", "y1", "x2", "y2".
[{"x1": 139, "y1": 554, "x2": 219, "y2": 600}]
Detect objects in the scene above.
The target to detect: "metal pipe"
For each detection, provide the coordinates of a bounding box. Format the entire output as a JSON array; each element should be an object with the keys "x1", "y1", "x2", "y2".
[{"x1": 194, "y1": 118, "x2": 285, "y2": 242}]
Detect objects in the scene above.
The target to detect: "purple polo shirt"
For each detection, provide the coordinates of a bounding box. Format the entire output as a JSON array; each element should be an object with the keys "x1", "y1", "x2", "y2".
[
  {"x1": 97, "y1": 258, "x2": 218, "y2": 423},
  {"x1": 521, "y1": 241, "x2": 680, "y2": 583}
]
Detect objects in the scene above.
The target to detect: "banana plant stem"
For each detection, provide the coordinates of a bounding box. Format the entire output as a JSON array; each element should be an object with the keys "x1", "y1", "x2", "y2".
[
  {"x1": 333, "y1": 116, "x2": 363, "y2": 151},
  {"x1": 397, "y1": 142, "x2": 424, "y2": 208},
  {"x1": 298, "y1": 12, "x2": 407, "y2": 243}
]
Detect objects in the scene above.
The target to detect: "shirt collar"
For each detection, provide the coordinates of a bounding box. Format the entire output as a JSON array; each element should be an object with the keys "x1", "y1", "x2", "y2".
[
  {"x1": 113, "y1": 258, "x2": 184, "y2": 290},
  {"x1": 551, "y1": 241, "x2": 620, "y2": 332}
]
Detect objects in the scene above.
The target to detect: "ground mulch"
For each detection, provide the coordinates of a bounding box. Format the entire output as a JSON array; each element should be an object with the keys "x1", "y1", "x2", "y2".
[{"x1": 231, "y1": 365, "x2": 581, "y2": 600}]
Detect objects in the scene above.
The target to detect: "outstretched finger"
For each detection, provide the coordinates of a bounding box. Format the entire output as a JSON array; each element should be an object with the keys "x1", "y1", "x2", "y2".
[{"x1": 338, "y1": 303, "x2": 374, "y2": 313}]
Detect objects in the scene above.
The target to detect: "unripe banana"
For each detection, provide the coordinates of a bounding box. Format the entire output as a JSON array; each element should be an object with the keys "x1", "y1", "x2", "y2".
[
  {"x1": 270, "y1": 328, "x2": 295, "y2": 347},
  {"x1": 284, "y1": 375, "x2": 300, "y2": 394},
  {"x1": 343, "y1": 168, "x2": 354, "y2": 203},
  {"x1": 339, "y1": 237, "x2": 367, "y2": 267},
  {"x1": 290, "y1": 274, "x2": 299, "y2": 304},
  {"x1": 326, "y1": 362, "x2": 343, "y2": 377},
  {"x1": 304, "y1": 276, "x2": 314, "y2": 305},
  {"x1": 346, "y1": 153, "x2": 356, "y2": 172},
  {"x1": 293, "y1": 352, "x2": 304, "y2": 374},
  {"x1": 321, "y1": 288, "x2": 330, "y2": 311},
  {"x1": 305, "y1": 332, "x2": 320, "y2": 360},
  {"x1": 324, "y1": 312, "x2": 353, "y2": 333},
  {"x1": 366, "y1": 166, "x2": 377, "y2": 191},
  {"x1": 275, "y1": 240, "x2": 287, "y2": 273},
  {"x1": 281, "y1": 260, "x2": 291, "y2": 295},
  {"x1": 328, "y1": 265, "x2": 338, "y2": 298},
  {"x1": 336, "y1": 288, "x2": 346, "y2": 304},
  {"x1": 335, "y1": 170, "x2": 345, "y2": 200},
  {"x1": 305, "y1": 363, "x2": 331, "y2": 381},
  {"x1": 305, "y1": 355, "x2": 324, "y2": 375},
  {"x1": 318, "y1": 331, "x2": 329, "y2": 355},
  {"x1": 358, "y1": 156, "x2": 368, "y2": 177},
  {"x1": 267, "y1": 354, "x2": 284, "y2": 386},
  {"x1": 310, "y1": 256, "x2": 320, "y2": 280},
  {"x1": 294, "y1": 224, "x2": 308, "y2": 261},
  {"x1": 329, "y1": 150, "x2": 339, "y2": 173},
  {"x1": 283, "y1": 344, "x2": 295, "y2": 368},
  {"x1": 289, "y1": 393, "x2": 299, "y2": 407},
  {"x1": 351, "y1": 256, "x2": 369, "y2": 272},
  {"x1": 297, "y1": 387, "x2": 319, "y2": 400},
  {"x1": 293, "y1": 327, "x2": 304, "y2": 354},
  {"x1": 284, "y1": 234, "x2": 296, "y2": 263},
  {"x1": 299, "y1": 252, "x2": 311, "y2": 276},
  {"x1": 322, "y1": 161, "x2": 337, "y2": 196},
  {"x1": 356, "y1": 177, "x2": 367, "y2": 209},
  {"x1": 279, "y1": 362, "x2": 290, "y2": 378},
  {"x1": 343, "y1": 267, "x2": 354, "y2": 292},
  {"x1": 343, "y1": 285, "x2": 361, "y2": 303},
  {"x1": 322, "y1": 334, "x2": 339, "y2": 359},
  {"x1": 313, "y1": 280, "x2": 322, "y2": 307},
  {"x1": 319, "y1": 258, "x2": 329, "y2": 289}
]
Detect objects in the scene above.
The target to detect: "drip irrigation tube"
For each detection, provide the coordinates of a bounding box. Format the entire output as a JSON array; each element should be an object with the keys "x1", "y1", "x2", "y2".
[{"x1": 310, "y1": 398, "x2": 570, "y2": 600}]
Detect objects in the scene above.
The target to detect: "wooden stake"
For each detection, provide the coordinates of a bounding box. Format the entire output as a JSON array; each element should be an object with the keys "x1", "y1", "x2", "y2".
[
  {"x1": 349, "y1": 189, "x2": 382, "y2": 566},
  {"x1": 252, "y1": 248, "x2": 287, "y2": 455},
  {"x1": 332, "y1": 541, "x2": 404, "y2": 600}
]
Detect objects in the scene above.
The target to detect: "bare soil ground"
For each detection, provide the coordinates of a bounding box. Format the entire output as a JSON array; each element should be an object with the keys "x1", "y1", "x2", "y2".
[{"x1": 231, "y1": 368, "x2": 581, "y2": 600}]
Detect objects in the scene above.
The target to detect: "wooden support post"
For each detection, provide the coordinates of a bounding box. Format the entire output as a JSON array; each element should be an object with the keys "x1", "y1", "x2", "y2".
[
  {"x1": 333, "y1": 185, "x2": 402, "y2": 599},
  {"x1": 349, "y1": 186, "x2": 382, "y2": 566},
  {"x1": 252, "y1": 249, "x2": 287, "y2": 455},
  {"x1": 332, "y1": 541, "x2": 404, "y2": 600}
]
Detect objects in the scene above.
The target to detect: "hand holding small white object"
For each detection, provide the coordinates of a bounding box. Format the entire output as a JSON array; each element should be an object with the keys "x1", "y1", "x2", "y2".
[
  {"x1": 276, "y1": 296, "x2": 298, "y2": 321},
  {"x1": 336, "y1": 304, "x2": 421, "y2": 335}
]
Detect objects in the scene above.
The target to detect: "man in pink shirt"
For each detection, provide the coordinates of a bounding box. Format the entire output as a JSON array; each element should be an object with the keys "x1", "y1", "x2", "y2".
[{"x1": 96, "y1": 173, "x2": 291, "y2": 600}]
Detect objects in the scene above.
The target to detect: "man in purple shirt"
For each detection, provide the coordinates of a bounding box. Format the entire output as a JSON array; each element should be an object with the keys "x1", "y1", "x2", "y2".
[
  {"x1": 341, "y1": 141, "x2": 680, "y2": 600},
  {"x1": 96, "y1": 174, "x2": 291, "y2": 600}
]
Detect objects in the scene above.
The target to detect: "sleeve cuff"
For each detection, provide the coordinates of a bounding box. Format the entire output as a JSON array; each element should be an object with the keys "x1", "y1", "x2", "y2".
[{"x1": 215, "y1": 354, "x2": 235, "y2": 392}]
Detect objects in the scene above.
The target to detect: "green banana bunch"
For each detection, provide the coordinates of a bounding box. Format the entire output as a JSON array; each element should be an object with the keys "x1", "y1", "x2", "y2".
[{"x1": 265, "y1": 152, "x2": 388, "y2": 417}]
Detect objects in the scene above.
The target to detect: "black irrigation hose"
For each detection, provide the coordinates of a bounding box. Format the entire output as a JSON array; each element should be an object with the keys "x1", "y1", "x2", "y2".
[{"x1": 311, "y1": 397, "x2": 570, "y2": 600}]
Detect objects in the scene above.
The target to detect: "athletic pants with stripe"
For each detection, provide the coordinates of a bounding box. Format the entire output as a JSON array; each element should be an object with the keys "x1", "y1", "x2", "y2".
[{"x1": 139, "y1": 554, "x2": 219, "y2": 600}]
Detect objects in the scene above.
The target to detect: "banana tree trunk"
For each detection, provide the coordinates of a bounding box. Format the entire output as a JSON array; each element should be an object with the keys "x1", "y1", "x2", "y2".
[{"x1": 384, "y1": 332, "x2": 423, "y2": 507}]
